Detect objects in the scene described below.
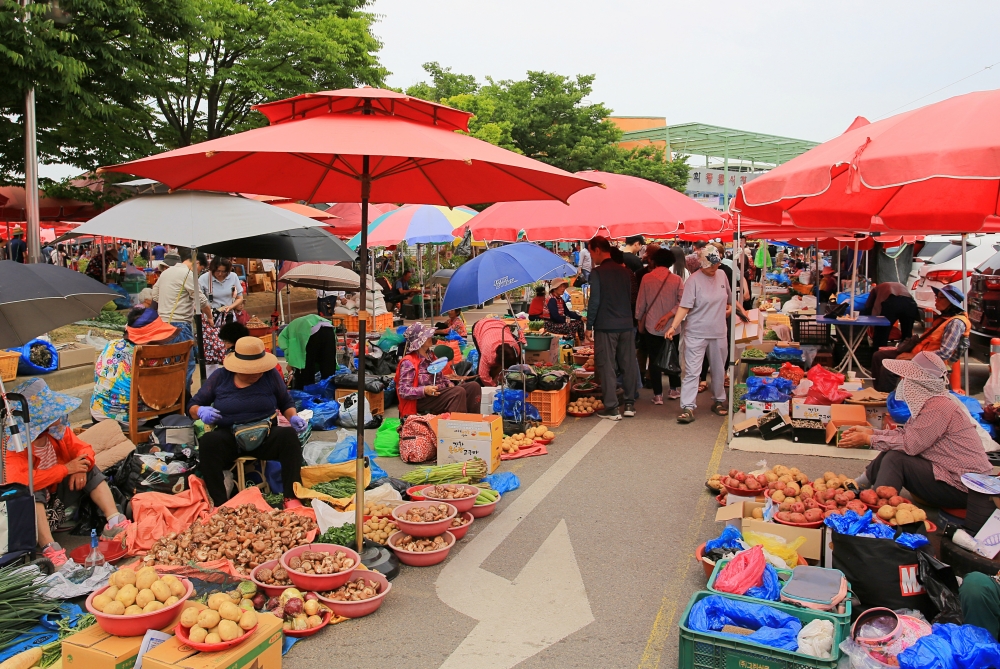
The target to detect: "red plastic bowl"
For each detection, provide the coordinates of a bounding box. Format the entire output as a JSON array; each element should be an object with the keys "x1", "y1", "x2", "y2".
[
  {"x1": 387, "y1": 530, "x2": 455, "y2": 567},
  {"x1": 250, "y1": 560, "x2": 292, "y2": 598},
  {"x1": 70, "y1": 540, "x2": 127, "y2": 565},
  {"x1": 772, "y1": 515, "x2": 825, "y2": 529},
  {"x1": 391, "y1": 501, "x2": 458, "y2": 537},
  {"x1": 316, "y1": 571, "x2": 391, "y2": 618},
  {"x1": 419, "y1": 485, "x2": 480, "y2": 513},
  {"x1": 470, "y1": 495, "x2": 500, "y2": 518},
  {"x1": 448, "y1": 512, "x2": 474, "y2": 540},
  {"x1": 86, "y1": 575, "x2": 194, "y2": 637},
  {"x1": 723, "y1": 482, "x2": 762, "y2": 497},
  {"x1": 406, "y1": 485, "x2": 431, "y2": 501},
  {"x1": 283, "y1": 610, "x2": 333, "y2": 638},
  {"x1": 279, "y1": 544, "x2": 361, "y2": 592},
  {"x1": 174, "y1": 622, "x2": 257, "y2": 651}
]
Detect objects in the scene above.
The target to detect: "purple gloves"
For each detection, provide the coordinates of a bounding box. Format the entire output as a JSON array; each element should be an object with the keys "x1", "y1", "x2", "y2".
[
  {"x1": 289, "y1": 415, "x2": 308, "y2": 434},
  {"x1": 197, "y1": 406, "x2": 221, "y2": 424}
]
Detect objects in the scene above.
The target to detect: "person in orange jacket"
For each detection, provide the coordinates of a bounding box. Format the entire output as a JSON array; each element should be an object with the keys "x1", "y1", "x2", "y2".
[{"x1": 4, "y1": 378, "x2": 128, "y2": 569}]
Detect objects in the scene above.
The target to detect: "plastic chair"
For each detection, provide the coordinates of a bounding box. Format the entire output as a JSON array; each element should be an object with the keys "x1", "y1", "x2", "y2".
[{"x1": 128, "y1": 341, "x2": 193, "y2": 445}]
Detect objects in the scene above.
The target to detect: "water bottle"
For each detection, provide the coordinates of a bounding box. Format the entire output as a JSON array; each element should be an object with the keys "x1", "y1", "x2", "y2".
[{"x1": 84, "y1": 529, "x2": 105, "y2": 568}]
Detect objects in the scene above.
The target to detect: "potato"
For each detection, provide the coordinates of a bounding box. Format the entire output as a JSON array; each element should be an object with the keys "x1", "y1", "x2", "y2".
[
  {"x1": 543, "y1": 431, "x2": 555, "y2": 439},
  {"x1": 93, "y1": 594, "x2": 113, "y2": 612},
  {"x1": 205, "y1": 633, "x2": 221, "y2": 645},
  {"x1": 895, "y1": 508, "x2": 915, "y2": 525},
  {"x1": 208, "y1": 593, "x2": 229, "y2": 611},
  {"x1": 124, "y1": 605, "x2": 144, "y2": 616},
  {"x1": 751, "y1": 508, "x2": 764, "y2": 520},
  {"x1": 105, "y1": 585, "x2": 119, "y2": 600},
  {"x1": 877, "y1": 505, "x2": 895, "y2": 520},
  {"x1": 165, "y1": 596, "x2": 179, "y2": 606},
  {"x1": 197, "y1": 609, "x2": 221, "y2": 629},
  {"x1": 162, "y1": 574, "x2": 185, "y2": 597},
  {"x1": 116, "y1": 569, "x2": 137, "y2": 587},
  {"x1": 150, "y1": 580, "x2": 171, "y2": 603},
  {"x1": 239, "y1": 610, "x2": 258, "y2": 631},
  {"x1": 188, "y1": 626, "x2": 208, "y2": 643},
  {"x1": 102, "y1": 600, "x2": 126, "y2": 616},
  {"x1": 143, "y1": 601, "x2": 164, "y2": 613},
  {"x1": 218, "y1": 620, "x2": 241, "y2": 642},
  {"x1": 306, "y1": 614, "x2": 323, "y2": 629},
  {"x1": 135, "y1": 588, "x2": 156, "y2": 609},
  {"x1": 135, "y1": 571, "x2": 158, "y2": 591},
  {"x1": 116, "y1": 584, "x2": 138, "y2": 608},
  {"x1": 218, "y1": 601, "x2": 242, "y2": 622},
  {"x1": 771, "y1": 490, "x2": 786, "y2": 503},
  {"x1": 181, "y1": 606, "x2": 200, "y2": 628}
]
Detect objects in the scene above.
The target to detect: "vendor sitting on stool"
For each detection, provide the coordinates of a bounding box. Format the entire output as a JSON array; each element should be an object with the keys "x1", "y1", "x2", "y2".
[
  {"x1": 395, "y1": 322, "x2": 481, "y2": 418},
  {"x1": 188, "y1": 337, "x2": 308, "y2": 507},
  {"x1": 434, "y1": 308, "x2": 467, "y2": 338},
  {"x1": 4, "y1": 378, "x2": 130, "y2": 569},
  {"x1": 542, "y1": 277, "x2": 585, "y2": 342},
  {"x1": 527, "y1": 286, "x2": 546, "y2": 321},
  {"x1": 838, "y1": 351, "x2": 993, "y2": 513}
]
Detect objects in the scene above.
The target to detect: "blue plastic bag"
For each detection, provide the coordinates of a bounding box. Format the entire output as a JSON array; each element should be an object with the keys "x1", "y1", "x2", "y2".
[
  {"x1": 888, "y1": 390, "x2": 912, "y2": 423},
  {"x1": 837, "y1": 291, "x2": 870, "y2": 311},
  {"x1": 825, "y1": 509, "x2": 897, "y2": 540},
  {"x1": 705, "y1": 526, "x2": 744, "y2": 553},
  {"x1": 493, "y1": 388, "x2": 541, "y2": 422},
  {"x1": 687, "y1": 595, "x2": 801, "y2": 651},
  {"x1": 306, "y1": 399, "x2": 341, "y2": 430},
  {"x1": 898, "y1": 623, "x2": 1000, "y2": 669},
  {"x1": 303, "y1": 376, "x2": 337, "y2": 399},
  {"x1": 897, "y1": 533, "x2": 930, "y2": 549},
  {"x1": 107, "y1": 283, "x2": 132, "y2": 309},
  {"x1": 467, "y1": 349, "x2": 479, "y2": 369},
  {"x1": 325, "y1": 435, "x2": 388, "y2": 480},
  {"x1": 482, "y1": 472, "x2": 521, "y2": 494},
  {"x1": 13, "y1": 338, "x2": 58, "y2": 375},
  {"x1": 745, "y1": 563, "x2": 781, "y2": 601},
  {"x1": 742, "y1": 376, "x2": 791, "y2": 402},
  {"x1": 445, "y1": 329, "x2": 465, "y2": 343}
]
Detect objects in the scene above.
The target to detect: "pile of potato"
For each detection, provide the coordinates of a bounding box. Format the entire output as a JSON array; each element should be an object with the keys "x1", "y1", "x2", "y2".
[
  {"x1": 179, "y1": 593, "x2": 258, "y2": 644},
  {"x1": 861, "y1": 486, "x2": 929, "y2": 525},
  {"x1": 568, "y1": 397, "x2": 602, "y2": 415},
  {"x1": 364, "y1": 501, "x2": 395, "y2": 517},
  {"x1": 363, "y1": 517, "x2": 397, "y2": 544},
  {"x1": 92, "y1": 567, "x2": 185, "y2": 616}
]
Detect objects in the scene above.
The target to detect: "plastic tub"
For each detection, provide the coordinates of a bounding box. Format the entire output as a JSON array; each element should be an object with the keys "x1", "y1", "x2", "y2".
[
  {"x1": 86, "y1": 576, "x2": 194, "y2": 637},
  {"x1": 419, "y1": 485, "x2": 480, "y2": 513},
  {"x1": 316, "y1": 571, "x2": 391, "y2": 618},
  {"x1": 387, "y1": 530, "x2": 455, "y2": 567},
  {"x1": 448, "y1": 512, "x2": 474, "y2": 540},
  {"x1": 279, "y1": 544, "x2": 361, "y2": 592},
  {"x1": 174, "y1": 622, "x2": 257, "y2": 652},
  {"x1": 284, "y1": 610, "x2": 333, "y2": 638},
  {"x1": 406, "y1": 485, "x2": 431, "y2": 501},
  {"x1": 470, "y1": 495, "x2": 500, "y2": 518},
  {"x1": 250, "y1": 560, "x2": 291, "y2": 597},
  {"x1": 391, "y1": 501, "x2": 458, "y2": 537}
]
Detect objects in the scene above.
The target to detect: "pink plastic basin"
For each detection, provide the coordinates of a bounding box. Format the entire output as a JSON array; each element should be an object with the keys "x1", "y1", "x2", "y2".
[
  {"x1": 406, "y1": 485, "x2": 431, "y2": 501},
  {"x1": 470, "y1": 493, "x2": 501, "y2": 518},
  {"x1": 86, "y1": 575, "x2": 194, "y2": 637},
  {"x1": 316, "y1": 570, "x2": 391, "y2": 618},
  {"x1": 448, "y1": 512, "x2": 474, "y2": 540},
  {"x1": 387, "y1": 530, "x2": 455, "y2": 567},
  {"x1": 250, "y1": 559, "x2": 291, "y2": 598},
  {"x1": 419, "y1": 485, "x2": 480, "y2": 513},
  {"x1": 391, "y1": 501, "x2": 458, "y2": 537},
  {"x1": 279, "y1": 543, "x2": 361, "y2": 592}
]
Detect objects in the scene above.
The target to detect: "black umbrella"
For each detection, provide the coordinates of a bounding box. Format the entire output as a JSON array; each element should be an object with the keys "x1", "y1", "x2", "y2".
[
  {"x1": 0, "y1": 261, "x2": 118, "y2": 349},
  {"x1": 199, "y1": 227, "x2": 357, "y2": 262}
]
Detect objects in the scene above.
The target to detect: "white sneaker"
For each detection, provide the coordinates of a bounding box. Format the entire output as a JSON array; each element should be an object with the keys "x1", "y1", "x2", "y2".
[
  {"x1": 652, "y1": 395, "x2": 664, "y2": 405},
  {"x1": 668, "y1": 389, "x2": 681, "y2": 400}
]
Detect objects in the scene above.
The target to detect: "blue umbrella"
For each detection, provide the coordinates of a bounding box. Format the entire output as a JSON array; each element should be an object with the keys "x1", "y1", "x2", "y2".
[{"x1": 441, "y1": 242, "x2": 576, "y2": 312}]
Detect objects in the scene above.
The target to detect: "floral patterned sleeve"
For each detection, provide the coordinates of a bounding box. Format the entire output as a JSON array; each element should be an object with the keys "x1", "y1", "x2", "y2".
[{"x1": 397, "y1": 357, "x2": 424, "y2": 400}]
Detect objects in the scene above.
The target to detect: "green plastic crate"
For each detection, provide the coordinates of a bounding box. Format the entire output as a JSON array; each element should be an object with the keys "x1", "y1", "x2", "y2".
[
  {"x1": 678, "y1": 591, "x2": 844, "y2": 669},
  {"x1": 706, "y1": 559, "x2": 852, "y2": 641}
]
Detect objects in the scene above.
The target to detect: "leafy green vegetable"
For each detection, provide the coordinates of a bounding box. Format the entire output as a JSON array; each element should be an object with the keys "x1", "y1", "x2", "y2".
[
  {"x1": 318, "y1": 523, "x2": 356, "y2": 546},
  {"x1": 311, "y1": 477, "x2": 358, "y2": 499}
]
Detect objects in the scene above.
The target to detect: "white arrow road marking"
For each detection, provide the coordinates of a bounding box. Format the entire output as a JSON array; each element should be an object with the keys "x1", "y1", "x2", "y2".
[{"x1": 436, "y1": 419, "x2": 618, "y2": 669}]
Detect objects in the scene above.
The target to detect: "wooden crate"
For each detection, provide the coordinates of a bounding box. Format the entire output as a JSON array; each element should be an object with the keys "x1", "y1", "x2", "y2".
[
  {"x1": 528, "y1": 384, "x2": 569, "y2": 428},
  {"x1": 334, "y1": 388, "x2": 385, "y2": 416}
]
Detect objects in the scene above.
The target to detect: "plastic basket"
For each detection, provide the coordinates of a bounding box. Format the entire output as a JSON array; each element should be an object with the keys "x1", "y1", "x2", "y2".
[
  {"x1": 706, "y1": 559, "x2": 852, "y2": 641},
  {"x1": 678, "y1": 591, "x2": 844, "y2": 669},
  {"x1": 0, "y1": 350, "x2": 19, "y2": 382},
  {"x1": 334, "y1": 388, "x2": 385, "y2": 416},
  {"x1": 792, "y1": 317, "x2": 832, "y2": 346},
  {"x1": 257, "y1": 333, "x2": 273, "y2": 353},
  {"x1": 528, "y1": 385, "x2": 569, "y2": 427}
]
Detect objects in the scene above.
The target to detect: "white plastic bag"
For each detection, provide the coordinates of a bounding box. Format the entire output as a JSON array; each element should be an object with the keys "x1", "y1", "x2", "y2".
[
  {"x1": 79, "y1": 329, "x2": 110, "y2": 350},
  {"x1": 302, "y1": 441, "x2": 338, "y2": 466},
  {"x1": 311, "y1": 499, "x2": 357, "y2": 535},
  {"x1": 338, "y1": 393, "x2": 372, "y2": 428},
  {"x1": 365, "y1": 482, "x2": 403, "y2": 503},
  {"x1": 797, "y1": 618, "x2": 834, "y2": 658}
]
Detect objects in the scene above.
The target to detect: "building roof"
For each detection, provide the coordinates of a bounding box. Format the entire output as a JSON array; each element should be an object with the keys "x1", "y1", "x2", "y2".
[{"x1": 620, "y1": 122, "x2": 818, "y2": 165}]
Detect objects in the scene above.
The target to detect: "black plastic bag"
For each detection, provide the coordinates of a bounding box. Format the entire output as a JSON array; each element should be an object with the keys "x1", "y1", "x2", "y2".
[
  {"x1": 653, "y1": 336, "x2": 681, "y2": 375},
  {"x1": 538, "y1": 370, "x2": 569, "y2": 391},
  {"x1": 832, "y1": 530, "x2": 936, "y2": 618},
  {"x1": 917, "y1": 551, "x2": 963, "y2": 625}
]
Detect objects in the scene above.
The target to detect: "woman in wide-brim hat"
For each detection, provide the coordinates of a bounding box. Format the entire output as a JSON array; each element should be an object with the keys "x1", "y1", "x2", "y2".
[
  {"x1": 541, "y1": 276, "x2": 584, "y2": 342},
  {"x1": 189, "y1": 337, "x2": 309, "y2": 507},
  {"x1": 395, "y1": 322, "x2": 481, "y2": 420},
  {"x1": 839, "y1": 351, "x2": 993, "y2": 522}
]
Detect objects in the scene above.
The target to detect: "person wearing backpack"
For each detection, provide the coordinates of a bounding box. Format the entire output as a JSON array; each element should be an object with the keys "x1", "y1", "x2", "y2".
[{"x1": 395, "y1": 322, "x2": 480, "y2": 419}]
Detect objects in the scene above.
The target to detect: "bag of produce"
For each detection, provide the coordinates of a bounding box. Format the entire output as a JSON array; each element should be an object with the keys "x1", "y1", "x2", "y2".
[
  {"x1": 804, "y1": 364, "x2": 851, "y2": 405},
  {"x1": 743, "y1": 530, "x2": 806, "y2": 570},
  {"x1": 374, "y1": 418, "x2": 401, "y2": 457},
  {"x1": 714, "y1": 544, "x2": 766, "y2": 596},
  {"x1": 376, "y1": 328, "x2": 405, "y2": 352},
  {"x1": 537, "y1": 370, "x2": 569, "y2": 391},
  {"x1": 338, "y1": 392, "x2": 371, "y2": 429},
  {"x1": 13, "y1": 338, "x2": 59, "y2": 375}
]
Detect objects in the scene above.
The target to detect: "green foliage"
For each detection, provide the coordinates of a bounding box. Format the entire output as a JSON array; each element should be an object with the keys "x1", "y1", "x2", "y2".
[
  {"x1": 604, "y1": 146, "x2": 691, "y2": 192},
  {"x1": 404, "y1": 62, "x2": 477, "y2": 102}
]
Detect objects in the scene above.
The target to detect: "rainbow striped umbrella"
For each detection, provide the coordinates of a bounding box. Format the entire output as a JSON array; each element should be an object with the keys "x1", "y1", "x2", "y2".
[{"x1": 347, "y1": 204, "x2": 476, "y2": 249}]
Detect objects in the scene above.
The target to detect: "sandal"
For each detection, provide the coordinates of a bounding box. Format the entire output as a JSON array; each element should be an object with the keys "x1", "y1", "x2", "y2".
[
  {"x1": 698, "y1": 381, "x2": 708, "y2": 393},
  {"x1": 677, "y1": 408, "x2": 695, "y2": 424},
  {"x1": 710, "y1": 401, "x2": 728, "y2": 416}
]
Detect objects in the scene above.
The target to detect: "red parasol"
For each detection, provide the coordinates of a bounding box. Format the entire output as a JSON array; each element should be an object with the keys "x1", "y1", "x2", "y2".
[{"x1": 322, "y1": 202, "x2": 399, "y2": 238}]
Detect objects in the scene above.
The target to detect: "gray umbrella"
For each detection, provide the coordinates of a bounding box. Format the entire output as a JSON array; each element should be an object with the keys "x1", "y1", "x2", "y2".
[
  {"x1": 199, "y1": 227, "x2": 357, "y2": 262},
  {"x1": 426, "y1": 269, "x2": 455, "y2": 286}
]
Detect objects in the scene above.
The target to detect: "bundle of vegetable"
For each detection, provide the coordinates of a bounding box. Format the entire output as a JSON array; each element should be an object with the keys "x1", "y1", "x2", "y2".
[
  {"x1": 317, "y1": 523, "x2": 356, "y2": 547},
  {"x1": 178, "y1": 592, "x2": 257, "y2": 644},
  {"x1": 0, "y1": 563, "x2": 62, "y2": 654},
  {"x1": 91, "y1": 567, "x2": 186, "y2": 616},
  {"x1": 311, "y1": 477, "x2": 358, "y2": 498},
  {"x1": 401, "y1": 459, "x2": 487, "y2": 485},
  {"x1": 475, "y1": 489, "x2": 500, "y2": 506},
  {"x1": 37, "y1": 613, "x2": 96, "y2": 669},
  {"x1": 742, "y1": 347, "x2": 767, "y2": 359}
]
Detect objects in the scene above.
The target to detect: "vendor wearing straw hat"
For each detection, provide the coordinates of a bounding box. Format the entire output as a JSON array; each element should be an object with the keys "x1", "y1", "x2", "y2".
[
  {"x1": 395, "y1": 322, "x2": 481, "y2": 418},
  {"x1": 4, "y1": 378, "x2": 130, "y2": 569},
  {"x1": 839, "y1": 351, "x2": 993, "y2": 511},
  {"x1": 541, "y1": 277, "x2": 584, "y2": 342},
  {"x1": 818, "y1": 265, "x2": 838, "y2": 304},
  {"x1": 189, "y1": 337, "x2": 309, "y2": 507}
]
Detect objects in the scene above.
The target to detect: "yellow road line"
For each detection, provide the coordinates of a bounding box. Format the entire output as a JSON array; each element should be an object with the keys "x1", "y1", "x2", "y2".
[{"x1": 637, "y1": 422, "x2": 727, "y2": 669}]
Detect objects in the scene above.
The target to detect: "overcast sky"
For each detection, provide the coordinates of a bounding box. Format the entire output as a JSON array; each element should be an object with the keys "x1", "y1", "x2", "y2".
[{"x1": 371, "y1": 0, "x2": 1000, "y2": 143}]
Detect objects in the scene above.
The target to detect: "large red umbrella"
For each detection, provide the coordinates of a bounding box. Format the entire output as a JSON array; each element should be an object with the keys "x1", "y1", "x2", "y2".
[
  {"x1": 100, "y1": 87, "x2": 600, "y2": 556},
  {"x1": 322, "y1": 202, "x2": 399, "y2": 238},
  {"x1": 733, "y1": 90, "x2": 1000, "y2": 232},
  {"x1": 466, "y1": 170, "x2": 723, "y2": 242}
]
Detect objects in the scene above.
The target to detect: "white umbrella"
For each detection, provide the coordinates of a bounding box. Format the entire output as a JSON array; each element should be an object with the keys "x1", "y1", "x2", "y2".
[
  {"x1": 277, "y1": 264, "x2": 361, "y2": 291},
  {"x1": 73, "y1": 191, "x2": 326, "y2": 247}
]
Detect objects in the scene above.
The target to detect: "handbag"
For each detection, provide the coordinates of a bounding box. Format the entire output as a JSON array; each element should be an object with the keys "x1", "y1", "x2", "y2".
[
  {"x1": 232, "y1": 415, "x2": 274, "y2": 453},
  {"x1": 637, "y1": 274, "x2": 670, "y2": 334},
  {"x1": 399, "y1": 415, "x2": 437, "y2": 463},
  {"x1": 652, "y1": 335, "x2": 681, "y2": 375}
]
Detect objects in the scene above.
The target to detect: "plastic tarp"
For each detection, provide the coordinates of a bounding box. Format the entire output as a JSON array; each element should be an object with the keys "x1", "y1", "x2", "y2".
[
  {"x1": 687, "y1": 594, "x2": 802, "y2": 652},
  {"x1": 898, "y1": 623, "x2": 1000, "y2": 669}
]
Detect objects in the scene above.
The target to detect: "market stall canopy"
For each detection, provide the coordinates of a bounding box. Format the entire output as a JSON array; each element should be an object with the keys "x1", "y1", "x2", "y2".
[
  {"x1": 276, "y1": 263, "x2": 361, "y2": 291},
  {"x1": 199, "y1": 226, "x2": 357, "y2": 262},
  {"x1": 733, "y1": 89, "x2": 1000, "y2": 232},
  {"x1": 426, "y1": 269, "x2": 455, "y2": 286},
  {"x1": 467, "y1": 170, "x2": 724, "y2": 242},
  {"x1": 0, "y1": 186, "x2": 103, "y2": 222},
  {"x1": 441, "y1": 242, "x2": 576, "y2": 312},
  {"x1": 347, "y1": 204, "x2": 476, "y2": 249},
  {"x1": 73, "y1": 191, "x2": 327, "y2": 247},
  {"x1": 323, "y1": 203, "x2": 399, "y2": 238},
  {"x1": 0, "y1": 261, "x2": 118, "y2": 348}
]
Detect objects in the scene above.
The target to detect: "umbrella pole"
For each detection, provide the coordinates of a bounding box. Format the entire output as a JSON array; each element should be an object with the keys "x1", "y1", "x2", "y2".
[
  {"x1": 962, "y1": 233, "x2": 969, "y2": 393},
  {"x1": 849, "y1": 239, "x2": 859, "y2": 319},
  {"x1": 101, "y1": 236, "x2": 107, "y2": 283},
  {"x1": 355, "y1": 152, "x2": 371, "y2": 556},
  {"x1": 193, "y1": 246, "x2": 206, "y2": 383},
  {"x1": 727, "y1": 216, "x2": 741, "y2": 445}
]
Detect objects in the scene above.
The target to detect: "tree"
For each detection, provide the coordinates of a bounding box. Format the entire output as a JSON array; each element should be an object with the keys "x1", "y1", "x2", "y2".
[
  {"x1": 149, "y1": 0, "x2": 388, "y2": 148},
  {"x1": 605, "y1": 146, "x2": 690, "y2": 192},
  {"x1": 404, "y1": 62, "x2": 477, "y2": 102}
]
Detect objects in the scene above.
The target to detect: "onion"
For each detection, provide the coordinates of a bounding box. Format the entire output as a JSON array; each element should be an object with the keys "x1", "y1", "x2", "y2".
[
  {"x1": 304, "y1": 592, "x2": 319, "y2": 601},
  {"x1": 284, "y1": 597, "x2": 304, "y2": 616}
]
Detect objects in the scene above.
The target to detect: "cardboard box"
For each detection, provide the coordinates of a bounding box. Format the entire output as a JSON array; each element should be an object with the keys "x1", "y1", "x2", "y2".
[
  {"x1": 865, "y1": 405, "x2": 888, "y2": 430},
  {"x1": 437, "y1": 412, "x2": 502, "y2": 473},
  {"x1": 758, "y1": 412, "x2": 793, "y2": 440},
  {"x1": 745, "y1": 399, "x2": 789, "y2": 421},
  {"x1": 143, "y1": 610, "x2": 282, "y2": 669},
  {"x1": 716, "y1": 501, "x2": 824, "y2": 563},
  {"x1": 791, "y1": 399, "x2": 833, "y2": 423},
  {"x1": 62, "y1": 610, "x2": 182, "y2": 669},
  {"x1": 792, "y1": 419, "x2": 828, "y2": 444},
  {"x1": 825, "y1": 404, "x2": 871, "y2": 444},
  {"x1": 732, "y1": 417, "x2": 760, "y2": 438},
  {"x1": 525, "y1": 349, "x2": 555, "y2": 365},
  {"x1": 734, "y1": 309, "x2": 760, "y2": 343},
  {"x1": 58, "y1": 342, "x2": 97, "y2": 370}
]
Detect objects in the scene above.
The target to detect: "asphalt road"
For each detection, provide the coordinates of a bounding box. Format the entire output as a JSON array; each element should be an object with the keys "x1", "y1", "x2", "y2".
[{"x1": 284, "y1": 391, "x2": 870, "y2": 669}]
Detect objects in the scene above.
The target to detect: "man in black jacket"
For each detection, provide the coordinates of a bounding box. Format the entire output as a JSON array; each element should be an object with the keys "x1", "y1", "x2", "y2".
[{"x1": 586, "y1": 236, "x2": 638, "y2": 419}]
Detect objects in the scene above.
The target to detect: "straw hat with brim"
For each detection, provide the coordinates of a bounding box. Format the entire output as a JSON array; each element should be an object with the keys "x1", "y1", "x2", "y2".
[
  {"x1": 404, "y1": 322, "x2": 434, "y2": 354},
  {"x1": 126, "y1": 309, "x2": 178, "y2": 345},
  {"x1": 883, "y1": 351, "x2": 949, "y2": 382},
  {"x1": 3, "y1": 377, "x2": 81, "y2": 443},
  {"x1": 11, "y1": 226, "x2": 23, "y2": 236},
  {"x1": 932, "y1": 284, "x2": 966, "y2": 311},
  {"x1": 550, "y1": 277, "x2": 569, "y2": 292},
  {"x1": 224, "y1": 337, "x2": 278, "y2": 374}
]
